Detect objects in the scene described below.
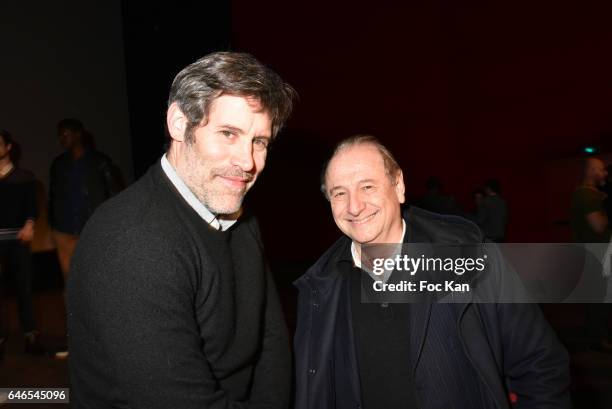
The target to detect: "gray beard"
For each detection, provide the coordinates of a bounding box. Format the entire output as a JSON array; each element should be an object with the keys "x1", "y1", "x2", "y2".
[
  {"x1": 178, "y1": 144, "x2": 252, "y2": 216},
  {"x1": 196, "y1": 187, "x2": 245, "y2": 215}
]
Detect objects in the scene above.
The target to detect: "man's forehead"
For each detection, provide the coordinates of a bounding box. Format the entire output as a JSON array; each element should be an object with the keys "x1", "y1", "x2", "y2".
[
  {"x1": 210, "y1": 95, "x2": 265, "y2": 115},
  {"x1": 208, "y1": 95, "x2": 271, "y2": 130},
  {"x1": 327, "y1": 145, "x2": 386, "y2": 183}
]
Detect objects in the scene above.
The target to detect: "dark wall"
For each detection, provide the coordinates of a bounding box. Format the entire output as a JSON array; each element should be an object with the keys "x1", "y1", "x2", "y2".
[
  {"x1": 232, "y1": 1, "x2": 612, "y2": 262},
  {"x1": 121, "y1": 0, "x2": 231, "y2": 177},
  {"x1": 4, "y1": 1, "x2": 611, "y2": 267},
  {"x1": 0, "y1": 0, "x2": 133, "y2": 188}
]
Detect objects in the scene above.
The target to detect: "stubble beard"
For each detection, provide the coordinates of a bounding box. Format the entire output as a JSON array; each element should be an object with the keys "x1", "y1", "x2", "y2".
[
  {"x1": 198, "y1": 178, "x2": 247, "y2": 215},
  {"x1": 181, "y1": 148, "x2": 253, "y2": 216}
]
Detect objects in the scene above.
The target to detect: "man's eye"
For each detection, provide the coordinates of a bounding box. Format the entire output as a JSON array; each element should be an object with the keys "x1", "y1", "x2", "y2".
[
  {"x1": 221, "y1": 130, "x2": 234, "y2": 138},
  {"x1": 363, "y1": 185, "x2": 374, "y2": 191},
  {"x1": 333, "y1": 192, "x2": 346, "y2": 199},
  {"x1": 253, "y1": 138, "x2": 269, "y2": 149}
]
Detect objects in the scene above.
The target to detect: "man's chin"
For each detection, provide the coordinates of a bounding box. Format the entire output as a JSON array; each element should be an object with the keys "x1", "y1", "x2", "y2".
[
  {"x1": 208, "y1": 204, "x2": 242, "y2": 216},
  {"x1": 346, "y1": 230, "x2": 378, "y2": 246},
  {"x1": 206, "y1": 195, "x2": 245, "y2": 216}
]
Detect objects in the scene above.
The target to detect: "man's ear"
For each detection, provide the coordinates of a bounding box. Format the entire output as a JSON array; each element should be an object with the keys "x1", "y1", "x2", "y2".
[
  {"x1": 395, "y1": 169, "x2": 406, "y2": 204},
  {"x1": 166, "y1": 102, "x2": 188, "y2": 143}
]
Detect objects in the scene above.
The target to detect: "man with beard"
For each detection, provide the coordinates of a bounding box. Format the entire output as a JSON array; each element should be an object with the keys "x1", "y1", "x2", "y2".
[
  {"x1": 67, "y1": 52, "x2": 296, "y2": 408},
  {"x1": 294, "y1": 135, "x2": 571, "y2": 409}
]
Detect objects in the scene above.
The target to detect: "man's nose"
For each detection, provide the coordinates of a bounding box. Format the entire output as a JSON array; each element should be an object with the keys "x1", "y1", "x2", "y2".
[
  {"x1": 348, "y1": 191, "x2": 366, "y2": 215},
  {"x1": 231, "y1": 140, "x2": 255, "y2": 172}
]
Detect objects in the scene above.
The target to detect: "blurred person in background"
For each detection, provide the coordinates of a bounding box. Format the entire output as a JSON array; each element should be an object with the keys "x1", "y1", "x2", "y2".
[
  {"x1": 571, "y1": 157, "x2": 612, "y2": 352},
  {"x1": 601, "y1": 164, "x2": 612, "y2": 222},
  {"x1": 0, "y1": 129, "x2": 44, "y2": 359},
  {"x1": 475, "y1": 179, "x2": 508, "y2": 242},
  {"x1": 416, "y1": 177, "x2": 463, "y2": 216},
  {"x1": 571, "y1": 158, "x2": 610, "y2": 243},
  {"x1": 468, "y1": 187, "x2": 485, "y2": 221},
  {"x1": 48, "y1": 118, "x2": 121, "y2": 358}
]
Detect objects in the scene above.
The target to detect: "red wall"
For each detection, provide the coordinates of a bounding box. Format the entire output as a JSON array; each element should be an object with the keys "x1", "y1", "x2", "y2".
[{"x1": 232, "y1": 1, "x2": 612, "y2": 262}]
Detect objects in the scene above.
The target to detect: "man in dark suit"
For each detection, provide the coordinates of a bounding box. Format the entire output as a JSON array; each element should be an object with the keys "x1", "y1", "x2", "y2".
[{"x1": 294, "y1": 135, "x2": 571, "y2": 409}]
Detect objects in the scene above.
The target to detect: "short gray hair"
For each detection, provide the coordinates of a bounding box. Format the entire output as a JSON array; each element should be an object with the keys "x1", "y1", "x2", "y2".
[
  {"x1": 320, "y1": 135, "x2": 401, "y2": 199},
  {"x1": 168, "y1": 52, "x2": 297, "y2": 144}
]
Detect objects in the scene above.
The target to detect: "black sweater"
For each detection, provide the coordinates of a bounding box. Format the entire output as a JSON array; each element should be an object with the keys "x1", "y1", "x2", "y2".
[
  {"x1": 0, "y1": 167, "x2": 37, "y2": 230},
  {"x1": 67, "y1": 161, "x2": 290, "y2": 408}
]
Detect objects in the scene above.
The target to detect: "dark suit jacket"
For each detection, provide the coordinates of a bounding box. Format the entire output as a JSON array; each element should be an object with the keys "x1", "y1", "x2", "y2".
[{"x1": 294, "y1": 206, "x2": 571, "y2": 409}]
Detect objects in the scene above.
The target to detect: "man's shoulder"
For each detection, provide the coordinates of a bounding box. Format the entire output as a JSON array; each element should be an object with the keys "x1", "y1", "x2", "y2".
[
  {"x1": 297, "y1": 235, "x2": 351, "y2": 286},
  {"x1": 50, "y1": 151, "x2": 70, "y2": 167},
  {"x1": 83, "y1": 165, "x2": 178, "y2": 238},
  {"x1": 405, "y1": 205, "x2": 483, "y2": 243},
  {"x1": 71, "y1": 178, "x2": 198, "y2": 294}
]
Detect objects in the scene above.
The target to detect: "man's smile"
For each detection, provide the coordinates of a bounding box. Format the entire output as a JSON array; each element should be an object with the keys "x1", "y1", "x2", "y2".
[
  {"x1": 347, "y1": 210, "x2": 378, "y2": 224},
  {"x1": 218, "y1": 175, "x2": 250, "y2": 189}
]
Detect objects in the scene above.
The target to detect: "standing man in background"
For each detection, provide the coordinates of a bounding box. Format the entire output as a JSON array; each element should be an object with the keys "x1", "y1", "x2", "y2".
[
  {"x1": 601, "y1": 164, "x2": 612, "y2": 222},
  {"x1": 48, "y1": 118, "x2": 120, "y2": 358},
  {"x1": 571, "y1": 157, "x2": 611, "y2": 352},
  {"x1": 475, "y1": 179, "x2": 508, "y2": 242},
  {"x1": 67, "y1": 52, "x2": 296, "y2": 408},
  {"x1": 0, "y1": 129, "x2": 44, "y2": 358},
  {"x1": 570, "y1": 157, "x2": 610, "y2": 243}
]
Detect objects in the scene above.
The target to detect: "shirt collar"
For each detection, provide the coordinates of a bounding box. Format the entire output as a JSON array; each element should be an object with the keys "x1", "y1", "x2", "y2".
[{"x1": 160, "y1": 154, "x2": 237, "y2": 231}]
